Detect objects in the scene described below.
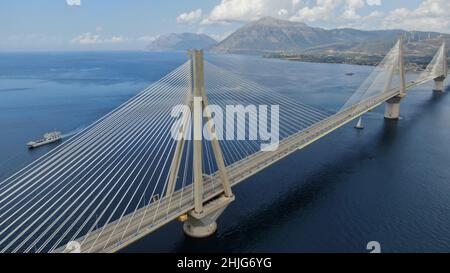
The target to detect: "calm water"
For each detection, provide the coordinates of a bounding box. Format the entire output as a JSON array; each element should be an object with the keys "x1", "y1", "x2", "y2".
[{"x1": 0, "y1": 52, "x2": 449, "y2": 253}]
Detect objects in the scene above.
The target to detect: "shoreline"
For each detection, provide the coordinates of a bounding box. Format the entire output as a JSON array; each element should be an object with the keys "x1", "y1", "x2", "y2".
[{"x1": 263, "y1": 52, "x2": 434, "y2": 72}]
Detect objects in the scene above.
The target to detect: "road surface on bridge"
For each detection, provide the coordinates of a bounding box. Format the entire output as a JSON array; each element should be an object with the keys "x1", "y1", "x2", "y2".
[{"x1": 58, "y1": 78, "x2": 430, "y2": 253}]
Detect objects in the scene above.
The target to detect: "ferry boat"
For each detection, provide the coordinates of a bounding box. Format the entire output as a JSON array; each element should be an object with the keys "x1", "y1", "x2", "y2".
[{"x1": 27, "y1": 131, "x2": 62, "y2": 149}]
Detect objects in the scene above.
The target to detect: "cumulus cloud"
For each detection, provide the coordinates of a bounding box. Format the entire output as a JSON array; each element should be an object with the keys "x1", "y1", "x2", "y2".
[
  {"x1": 341, "y1": 0, "x2": 365, "y2": 20},
  {"x1": 108, "y1": 36, "x2": 125, "y2": 43},
  {"x1": 70, "y1": 33, "x2": 100, "y2": 45},
  {"x1": 366, "y1": 0, "x2": 381, "y2": 6},
  {"x1": 292, "y1": 0, "x2": 301, "y2": 9},
  {"x1": 204, "y1": 0, "x2": 267, "y2": 23},
  {"x1": 66, "y1": 0, "x2": 81, "y2": 6},
  {"x1": 195, "y1": 0, "x2": 448, "y2": 33},
  {"x1": 290, "y1": 0, "x2": 342, "y2": 22},
  {"x1": 176, "y1": 9, "x2": 203, "y2": 24},
  {"x1": 202, "y1": 0, "x2": 367, "y2": 25},
  {"x1": 381, "y1": 0, "x2": 450, "y2": 33},
  {"x1": 70, "y1": 32, "x2": 126, "y2": 45},
  {"x1": 366, "y1": 10, "x2": 383, "y2": 20},
  {"x1": 138, "y1": 35, "x2": 159, "y2": 42},
  {"x1": 278, "y1": 9, "x2": 288, "y2": 17},
  {"x1": 337, "y1": 10, "x2": 384, "y2": 29},
  {"x1": 202, "y1": 0, "x2": 294, "y2": 24}
]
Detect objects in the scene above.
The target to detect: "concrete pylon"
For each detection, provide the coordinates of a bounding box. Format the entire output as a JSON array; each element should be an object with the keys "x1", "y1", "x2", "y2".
[
  {"x1": 168, "y1": 49, "x2": 234, "y2": 238},
  {"x1": 192, "y1": 50, "x2": 205, "y2": 215},
  {"x1": 183, "y1": 195, "x2": 234, "y2": 238}
]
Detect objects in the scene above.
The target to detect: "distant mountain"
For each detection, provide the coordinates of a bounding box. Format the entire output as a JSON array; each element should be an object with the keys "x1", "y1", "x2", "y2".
[
  {"x1": 212, "y1": 17, "x2": 331, "y2": 54},
  {"x1": 146, "y1": 33, "x2": 217, "y2": 52},
  {"x1": 211, "y1": 17, "x2": 450, "y2": 56}
]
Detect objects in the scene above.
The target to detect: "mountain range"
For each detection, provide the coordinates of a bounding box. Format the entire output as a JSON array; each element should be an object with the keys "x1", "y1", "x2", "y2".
[
  {"x1": 211, "y1": 17, "x2": 449, "y2": 56},
  {"x1": 145, "y1": 17, "x2": 449, "y2": 58}
]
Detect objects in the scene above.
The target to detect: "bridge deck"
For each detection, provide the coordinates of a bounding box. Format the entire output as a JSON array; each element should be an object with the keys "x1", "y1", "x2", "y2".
[{"x1": 56, "y1": 79, "x2": 433, "y2": 253}]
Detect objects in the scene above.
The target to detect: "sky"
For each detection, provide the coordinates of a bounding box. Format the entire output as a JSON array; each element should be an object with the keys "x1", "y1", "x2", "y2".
[{"x1": 0, "y1": 0, "x2": 449, "y2": 51}]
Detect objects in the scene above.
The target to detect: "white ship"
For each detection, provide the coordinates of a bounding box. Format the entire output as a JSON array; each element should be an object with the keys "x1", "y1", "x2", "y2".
[
  {"x1": 355, "y1": 117, "x2": 364, "y2": 130},
  {"x1": 27, "y1": 131, "x2": 62, "y2": 149}
]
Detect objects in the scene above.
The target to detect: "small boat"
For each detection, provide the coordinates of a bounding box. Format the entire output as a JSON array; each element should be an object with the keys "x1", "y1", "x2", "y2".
[
  {"x1": 27, "y1": 131, "x2": 62, "y2": 149},
  {"x1": 355, "y1": 117, "x2": 364, "y2": 130},
  {"x1": 346, "y1": 72, "x2": 355, "y2": 76}
]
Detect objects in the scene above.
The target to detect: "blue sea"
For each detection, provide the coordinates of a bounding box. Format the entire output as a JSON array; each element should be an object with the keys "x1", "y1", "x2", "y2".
[{"x1": 0, "y1": 51, "x2": 449, "y2": 253}]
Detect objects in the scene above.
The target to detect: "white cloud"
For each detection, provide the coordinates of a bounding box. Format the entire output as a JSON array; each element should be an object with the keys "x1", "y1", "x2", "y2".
[
  {"x1": 341, "y1": 0, "x2": 365, "y2": 20},
  {"x1": 365, "y1": 10, "x2": 383, "y2": 20},
  {"x1": 196, "y1": 0, "x2": 449, "y2": 33},
  {"x1": 366, "y1": 0, "x2": 381, "y2": 6},
  {"x1": 71, "y1": 32, "x2": 101, "y2": 45},
  {"x1": 66, "y1": 0, "x2": 81, "y2": 6},
  {"x1": 202, "y1": 0, "x2": 294, "y2": 24},
  {"x1": 381, "y1": 0, "x2": 450, "y2": 33},
  {"x1": 337, "y1": 10, "x2": 384, "y2": 29},
  {"x1": 204, "y1": 0, "x2": 267, "y2": 23},
  {"x1": 138, "y1": 35, "x2": 159, "y2": 42},
  {"x1": 70, "y1": 32, "x2": 126, "y2": 45},
  {"x1": 201, "y1": 0, "x2": 373, "y2": 25},
  {"x1": 108, "y1": 36, "x2": 125, "y2": 43},
  {"x1": 292, "y1": 0, "x2": 301, "y2": 9},
  {"x1": 176, "y1": 9, "x2": 203, "y2": 24},
  {"x1": 278, "y1": 9, "x2": 288, "y2": 17},
  {"x1": 290, "y1": 0, "x2": 342, "y2": 22}
]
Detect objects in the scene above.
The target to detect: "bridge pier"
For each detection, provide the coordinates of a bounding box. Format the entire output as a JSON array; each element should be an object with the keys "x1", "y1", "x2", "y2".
[
  {"x1": 433, "y1": 76, "x2": 446, "y2": 92},
  {"x1": 183, "y1": 195, "x2": 234, "y2": 238},
  {"x1": 384, "y1": 95, "x2": 403, "y2": 120},
  {"x1": 178, "y1": 49, "x2": 234, "y2": 239},
  {"x1": 384, "y1": 38, "x2": 406, "y2": 120},
  {"x1": 64, "y1": 241, "x2": 81, "y2": 253}
]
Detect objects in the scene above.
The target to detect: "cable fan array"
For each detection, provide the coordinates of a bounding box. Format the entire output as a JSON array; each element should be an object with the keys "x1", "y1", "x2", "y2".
[
  {"x1": 416, "y1": 43, "x2": 447, "y2": 84},
  {"x1": 203, "y1": 61, "x2": 332, "y2": 169},
  {"x1": 340, "y1": 40, "x2": 402, "y2": 112},
  {"x1": 0, "y1": 62, "x2": 192, "y2": 253},
  {"x1": 3, "y1": 40, "x2": 444, "y2": 252},
  {"x1": 0, "y1": 58, "x2": 333, "y2": 253}
]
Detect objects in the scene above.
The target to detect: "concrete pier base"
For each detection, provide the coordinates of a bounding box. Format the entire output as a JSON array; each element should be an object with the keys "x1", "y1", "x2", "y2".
[
  {"x1": 183, "y1": 195, "x2": 234, "y2": 238},
  {"x1": 384, "y1": 96, "x2": 403, "y2": 120},
  {"x1": 433, "y1": 76, "x2": 445, "y2": 92},
  {"x1": 64, "y1": 241, "x2": 81, "y2": 253},
  {"x1": 183, "y1": 218, "x2": 218, "y2": 238}
]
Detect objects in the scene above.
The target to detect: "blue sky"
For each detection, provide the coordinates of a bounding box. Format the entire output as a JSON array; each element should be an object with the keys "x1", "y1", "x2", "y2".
[{"x1": 0, "y1": 0, "x2": 448, "y2": 51}]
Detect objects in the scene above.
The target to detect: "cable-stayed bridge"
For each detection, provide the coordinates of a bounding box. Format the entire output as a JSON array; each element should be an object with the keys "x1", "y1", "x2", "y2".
[{"x1": 0, "y1": 40, "x2": 447, "y2": 253}]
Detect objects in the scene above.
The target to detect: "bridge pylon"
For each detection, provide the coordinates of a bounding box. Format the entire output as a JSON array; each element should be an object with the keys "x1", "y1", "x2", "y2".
[
  {"x1": 433, "y1": 42, "x2": 447, "y2": 92},
  {"x1": 166, "y1": 49, "x2": 234, "y2": 238},
  {"x1": 385, "y1": 38, "x2": 406, "y2": 120}
]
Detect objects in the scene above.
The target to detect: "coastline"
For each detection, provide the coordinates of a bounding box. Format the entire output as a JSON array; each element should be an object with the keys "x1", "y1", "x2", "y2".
[{"x1": 263, "y1": 52, "x2": 435, "y2": 72}]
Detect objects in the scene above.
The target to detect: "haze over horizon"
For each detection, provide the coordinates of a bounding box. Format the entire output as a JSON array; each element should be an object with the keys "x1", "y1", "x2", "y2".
[{"x1": 1, "y1": 0, "x2": 449, "y2": 51}]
